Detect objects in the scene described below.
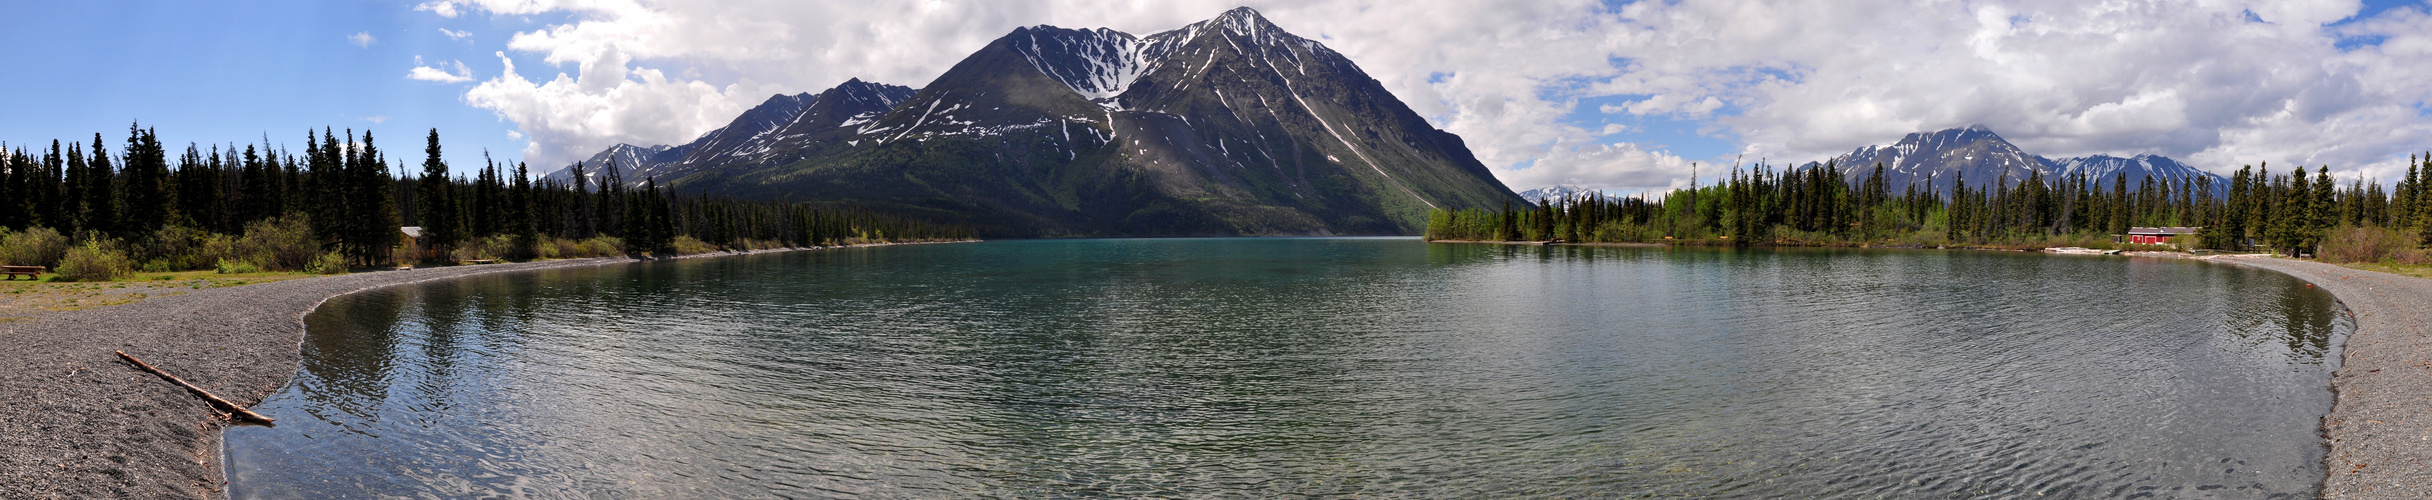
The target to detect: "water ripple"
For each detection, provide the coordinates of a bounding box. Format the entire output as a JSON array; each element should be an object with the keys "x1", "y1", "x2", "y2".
[{"x1": 228, "y1": 240, "x2": 2343, "y2": 498}]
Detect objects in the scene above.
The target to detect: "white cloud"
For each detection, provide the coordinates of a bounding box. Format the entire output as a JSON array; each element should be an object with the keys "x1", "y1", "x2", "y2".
[
  {"x1": 417, "y1": 0, "x2": 2432, "y2": 189},
  {"x1": 1505, "y1": 138, "x2": 1697, "y2": 193},
  {"x1": 364, "y1": 116, "x2": 392, "y2": 124},
  {"x1": 408, "y1": 56, "x2": 476, "y2": 83},
  {"x1": 348, "y1": 31, "x2": 376, "y2": 48},
  {"x1": 415, "y1": 1, "x2": 461, "y2": 18},
  {"x1": 440, "y1": 27, "x2": 473, "y2": 40},
  {"x1": 1577, "y1": 0, "x2": 2432, "y2": 186},
  {"x1": 464, "y1": 49, "x2": 788, "y2": 169}
]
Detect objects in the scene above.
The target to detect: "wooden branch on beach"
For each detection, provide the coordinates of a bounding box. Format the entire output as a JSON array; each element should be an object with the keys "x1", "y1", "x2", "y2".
[{"x1": 114, "y1": 351, "x2": 275, "y2": 425}]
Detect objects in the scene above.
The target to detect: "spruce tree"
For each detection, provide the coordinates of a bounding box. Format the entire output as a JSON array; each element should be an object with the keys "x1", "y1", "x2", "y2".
[
  {"x1": 510, "y1": 161, "x2": 535, "y2": 240},
  {"x1": 238, "y1": 145, "x2": 273, "y2": 225},
  {"x1": 569, "y1": 161, "x2": 595, "y2": 238},
  {"x1": 117, "y1": 126, "x2": 172, "y2": 236},
  {"x1": 2275, "y1": 167, "x2": 2311, "y2": 257},
  {"x1": 415, "y1": 129, "x2": 460, "y2": 260},
  {"x1": 2311, "y1": 165, "x2": 2335, "y2": 251},
  {"x1": 344, "y1": 131, "x2": 400, "y2": 265},
  {"x1": 36, "y1": 142, "x2": 63, "y2": 231}
]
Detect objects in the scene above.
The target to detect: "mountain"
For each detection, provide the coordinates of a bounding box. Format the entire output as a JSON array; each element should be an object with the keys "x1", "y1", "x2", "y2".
[
  {"x1": 558, "y1": 7, "x2": 1522, "y2": 237},
  {"x1": 556, "y1": 143, "x2": 686, "y2": 185},
  {"x1": 1517, "y1": 185, "x2": 1613, "y2": 204},
  {"x1": 2043, "y1": 154, "x2": 2222, "y2": 190},
  {"x1": 1807, "y1": 126, "x2": 2225, "y2": 193},
  {"x1": 547, "y1": 79, "x2": 916, "y2": 185}
]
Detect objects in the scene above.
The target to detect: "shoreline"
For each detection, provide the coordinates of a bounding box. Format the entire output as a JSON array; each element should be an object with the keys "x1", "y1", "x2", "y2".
[
  {"x1": 2212, "y1": 255, "x2": 2432, "y2": 499},
  {"x1": 9, "y1": 240, "x2": 2405, "y2": 498},
  {"x1": 0, "y1": 242, "x2": 958, "y2": 499}
]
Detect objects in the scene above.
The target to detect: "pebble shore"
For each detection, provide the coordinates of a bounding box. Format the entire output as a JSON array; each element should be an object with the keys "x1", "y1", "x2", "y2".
[{"x1": 2217, "y1": 255, "x2": 2432, "y2": 499}]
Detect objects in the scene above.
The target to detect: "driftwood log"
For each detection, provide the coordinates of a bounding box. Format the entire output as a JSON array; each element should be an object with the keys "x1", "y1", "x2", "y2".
[{"x1": 114, "y1": 350, "x2": 275, "y2": 425}]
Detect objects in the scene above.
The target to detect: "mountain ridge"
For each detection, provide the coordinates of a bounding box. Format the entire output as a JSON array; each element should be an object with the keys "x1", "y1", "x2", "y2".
[{"x1": 1794, "y1": 126, "x2": 2225, "y2": 194}]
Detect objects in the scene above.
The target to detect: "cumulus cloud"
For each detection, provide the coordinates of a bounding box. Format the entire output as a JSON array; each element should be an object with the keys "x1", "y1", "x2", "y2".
[
  {"x1": 1586, "y1": 0, "x2": 2432, "y2": 186},
  {"x1": 1502, "y1": 138, "x2": 1698, "y2": 194},
  {"x1": 348, "y1": 31, "x2": 376, "y2": 48},
  {"x1": 463, "y1": 49, "x2": 789, "y2": 169},
  {"x1": 440, "y1": 27, "x2": 473, "y2": 40},
  {"x1": 415, "y1": 1, "x2": 461, "y2": 18},
  {"x1": 408, "y1": 57, "x2": 476, "y2": 83},
  {"x1": 416, "y1": 0, "x2": 2432, "y2": 188}
]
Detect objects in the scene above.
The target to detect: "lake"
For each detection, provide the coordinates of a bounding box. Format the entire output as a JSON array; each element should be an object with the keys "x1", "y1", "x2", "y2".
[{"x1": 226, "y1": 238, "x2": 2345, "y2": 498}]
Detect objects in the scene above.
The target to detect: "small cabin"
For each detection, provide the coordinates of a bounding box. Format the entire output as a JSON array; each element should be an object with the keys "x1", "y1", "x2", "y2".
[
  {"x1": 2125, "y1": 227, "x2": 2200, "y2": 245},
  {"x1": 400, "y1": 226, "x2": 442, "y2": 261}
]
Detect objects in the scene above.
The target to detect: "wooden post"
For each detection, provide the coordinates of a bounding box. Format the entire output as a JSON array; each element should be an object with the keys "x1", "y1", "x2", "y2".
[{"x1": 114, "y1": 351, "x2": 275, "y2": 425}]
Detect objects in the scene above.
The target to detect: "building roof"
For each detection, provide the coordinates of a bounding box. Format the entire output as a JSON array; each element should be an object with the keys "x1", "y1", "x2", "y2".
[
  {"x1": 2127, "y1": 226, "x2": 2201, "y2": 235},
  {"x1": 400, "y1": 226, "x2": 423, "y2": 238}
]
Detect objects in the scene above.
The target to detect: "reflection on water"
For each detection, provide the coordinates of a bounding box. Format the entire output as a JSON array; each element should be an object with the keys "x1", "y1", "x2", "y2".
[{"x1": 228, "y1": 239, "x2": 2345, "y2": 498}]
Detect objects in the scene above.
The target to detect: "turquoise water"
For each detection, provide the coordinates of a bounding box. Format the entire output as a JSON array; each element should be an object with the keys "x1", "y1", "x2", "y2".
[{"x1": 227, "y1": 238, "x2": 2345, "y2": 497}]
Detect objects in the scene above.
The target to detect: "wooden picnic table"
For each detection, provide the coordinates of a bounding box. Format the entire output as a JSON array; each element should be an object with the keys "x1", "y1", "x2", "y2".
[{"x1": 2, "y1": 265, "x2": 44, "y2": 280}]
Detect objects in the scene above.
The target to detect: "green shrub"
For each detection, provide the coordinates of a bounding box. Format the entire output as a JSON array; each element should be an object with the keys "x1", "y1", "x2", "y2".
[
  {"x1": 0, "y1": 226, "x2": 70, "y2": 268},
  {"x1": 446, "y1": 235, "x2": 529, "y2": 262},
  {"x1": 54, "y1": 239, "x2": 133, "y2": 282},
  {"x1": 215, "y1": 259, "x2": 263, "y2": 274},
  {"x1": 308, "y1": 251, "x2": 349, "y2": 274},
  {"x1": 238, "y1": 215, "x2": 320, "y2": 271},
  {"x1": 579, "y1": 236, "x2": 625, "y2": 257},
  {"x1": 2166, "y1": 234, "x2": 2200, "y2": 250},
  {"x1": 134, "y1": 225, "x2": 231, "y2": 271},
  {"x1": 533, "y1": 237, "x2": 564, "y2": 259},
  {"x1": 670, "y1": 236, "x2": 715, "y2": 256},
  {"x1": 2394, "y1": 247, "x2": 2432, "y2": 265},
  {"x1": 2320, "y1": 225, "x2": 2411, "y2": 264}
]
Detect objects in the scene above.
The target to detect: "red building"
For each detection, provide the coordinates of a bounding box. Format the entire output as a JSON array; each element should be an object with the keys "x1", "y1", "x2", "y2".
[{"x1": 2126, "y1": 227, "x2": 2200, "y2": 245}]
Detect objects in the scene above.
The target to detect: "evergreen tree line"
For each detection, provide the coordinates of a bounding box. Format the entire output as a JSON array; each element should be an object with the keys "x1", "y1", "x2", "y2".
[
  {"x1": 1429, "y1": 157, "x2": 2432, "y2": 258},
  {"x1": 0, "y1": 124, "x2": 971, "y2": 274}
]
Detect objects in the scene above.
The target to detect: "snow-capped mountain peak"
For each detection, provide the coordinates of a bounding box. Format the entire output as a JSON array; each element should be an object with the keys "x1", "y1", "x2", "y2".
[
  {"x1": 1516, "y1": 185, "x2": 1613, "y2": 204},
  {"x1": 1008, "y1": 7, "x2": 1323, "y2": 110}
]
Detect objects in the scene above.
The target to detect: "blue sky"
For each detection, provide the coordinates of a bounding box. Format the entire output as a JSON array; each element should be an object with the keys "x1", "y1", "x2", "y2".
[
  {"x1": 0, "y1": 1, "x2": 531, "y2": 175},
  {"x1": 14, "y1": 0, "x2": 2432, "y2": 191}
]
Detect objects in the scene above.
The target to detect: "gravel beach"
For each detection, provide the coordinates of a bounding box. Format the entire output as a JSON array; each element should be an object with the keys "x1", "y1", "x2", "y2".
[
  {"x1": 0, "y1": 253, "x2": 753, "y2": 499},
  {"x1": 2217, "y1": 255, "x2": 2432, "y2": 499}
]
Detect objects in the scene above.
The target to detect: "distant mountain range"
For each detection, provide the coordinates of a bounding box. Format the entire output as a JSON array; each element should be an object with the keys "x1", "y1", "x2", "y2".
[
  {"x1": 1519, "y1": 126, "x2": 2227, "y2": 199},
  {"x1": 1801, "y1": 126, "x2": 2223, "y2": 193},
  {"x1": 550, "y1": 7, "x2": 1522, "y2": 237},
  {"x1": 549, "y1": 79, "x2": 916, "y2": 185},
  {"x1": 1516, "y1": 185, "x2": 1616, "y2": 204}
]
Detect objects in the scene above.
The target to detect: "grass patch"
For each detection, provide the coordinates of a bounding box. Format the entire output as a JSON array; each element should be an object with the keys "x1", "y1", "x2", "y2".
[
  {"x1": 2330, "y1": 261, "x2": 2432, "y2": 281},
  {"x1": 0, "y1": 268, "x2": 320, "y2": 315}
]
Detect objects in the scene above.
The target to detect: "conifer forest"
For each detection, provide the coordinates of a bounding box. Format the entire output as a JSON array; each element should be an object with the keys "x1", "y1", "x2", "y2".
[
  {"x1": 1429, "y1": 160, "x2": 2432, "y2": 262},
  {"x1": 0, "y1": 123, "x2": 970, "y2": 278}
]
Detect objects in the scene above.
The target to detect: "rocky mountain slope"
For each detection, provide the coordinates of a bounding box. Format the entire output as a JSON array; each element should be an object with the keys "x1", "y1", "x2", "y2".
[{"x1": 553, "y1": 7, "x2": 1522, "y2": 237}]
